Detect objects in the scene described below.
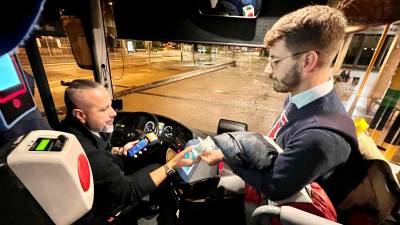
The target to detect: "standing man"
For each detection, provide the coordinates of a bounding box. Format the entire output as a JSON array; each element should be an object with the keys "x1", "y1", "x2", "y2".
[
  {"x1": 199, "y1": 4, "x2": 368, "y2": 215},
  {"x1": 59, "y1": 79, "x2": 193, "y2": 225}
]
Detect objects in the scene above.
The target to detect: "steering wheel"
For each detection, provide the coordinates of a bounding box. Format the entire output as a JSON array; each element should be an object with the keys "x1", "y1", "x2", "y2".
[
  {"x1": 111, "y1": 112, "x2": 165, "y2": 173},
  {"x1": 111, "y1": 112, "x2": 159, "y2": 147}
]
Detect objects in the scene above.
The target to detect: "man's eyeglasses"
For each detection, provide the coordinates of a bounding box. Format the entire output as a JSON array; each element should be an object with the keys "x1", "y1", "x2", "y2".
[{"x1": 267, "y1": 50, "x2": 317, "y2": 69}]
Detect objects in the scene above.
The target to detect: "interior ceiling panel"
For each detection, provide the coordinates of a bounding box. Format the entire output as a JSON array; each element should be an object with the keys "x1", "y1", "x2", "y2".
[{"x1": 336, "y1": 0, "x2": 400, "y2": 26}]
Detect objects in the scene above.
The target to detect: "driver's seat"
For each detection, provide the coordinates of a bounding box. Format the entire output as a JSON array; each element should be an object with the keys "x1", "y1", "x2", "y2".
[{"x1": 217, "y1": 119, "x2": 248, "y2": 134}]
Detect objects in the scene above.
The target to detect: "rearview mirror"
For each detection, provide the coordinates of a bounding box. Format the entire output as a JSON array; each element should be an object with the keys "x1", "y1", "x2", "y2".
[
  {"x1": 61, "y1": 16, "x2": 93, "y2": 70},
  {"x1": 199, "y1": 0, "x2": 262, "y2": 18}
]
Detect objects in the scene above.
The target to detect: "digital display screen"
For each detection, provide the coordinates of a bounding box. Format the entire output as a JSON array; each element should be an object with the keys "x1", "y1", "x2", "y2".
[
  {"x1": 35, "y1": 139, "x2": 50, "y2": 151},
  {"x1": 0, "y1": 54, "x2": 21, "y2": 91}
]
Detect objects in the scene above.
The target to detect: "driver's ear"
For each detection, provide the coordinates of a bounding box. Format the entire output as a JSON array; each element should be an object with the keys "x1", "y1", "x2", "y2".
[{"x1": 72, "y1": 109, "x2": 87, "y2": 124}]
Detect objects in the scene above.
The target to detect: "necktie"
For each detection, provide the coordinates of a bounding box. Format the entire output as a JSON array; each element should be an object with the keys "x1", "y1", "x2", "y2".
[{"x1": 268, "y1": 106, "x2": 289, "y2": 139}]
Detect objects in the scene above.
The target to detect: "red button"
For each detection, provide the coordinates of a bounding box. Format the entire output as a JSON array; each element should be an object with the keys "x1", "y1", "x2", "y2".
[
  {"x1": 78, "y1": 154, "x2": 91, "y2": 192},
  {"x1": 13, "y1": 98, "x2": 22, "y2": 108},
  {"x1": 218, "y1": 162, "x2": 224, "y2": 172}
]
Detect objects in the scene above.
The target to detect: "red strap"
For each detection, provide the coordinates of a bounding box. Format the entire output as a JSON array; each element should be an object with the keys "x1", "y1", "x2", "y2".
[
  {"x1": 244, "y1": 183, "x2": 263, "y2": 204},
  {"x1": 271, "y1": 182, "x2": 337, "y2": 225}
]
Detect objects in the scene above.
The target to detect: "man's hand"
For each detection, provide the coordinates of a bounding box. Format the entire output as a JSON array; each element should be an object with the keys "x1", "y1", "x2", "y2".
[
  {"x1": 150, "y1": 147, "x2": 198, "y2": 187},
  {"x1": 111, "y1": 140, "x2": 139, "y2": 156},
  {"x1": 200, "y1": 149, "x2": 224, "y2": 166},
  {"x1": 167, "y1": 147, "x2": 199, "y2": 169}
]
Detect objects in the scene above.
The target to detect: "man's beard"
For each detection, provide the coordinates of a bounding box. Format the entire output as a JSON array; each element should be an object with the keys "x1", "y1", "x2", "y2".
[
  {"x1": 102, "y1": 125, "x2": 114, "y2": 133},
  {"x1": 271, "y1": 63, "x2": 301, "y2": 93}
]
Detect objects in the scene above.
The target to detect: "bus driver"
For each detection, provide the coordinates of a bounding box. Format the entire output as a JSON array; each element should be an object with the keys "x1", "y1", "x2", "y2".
[{"x1": 59, "y1": 79, "x2": 193, "y2": 225}]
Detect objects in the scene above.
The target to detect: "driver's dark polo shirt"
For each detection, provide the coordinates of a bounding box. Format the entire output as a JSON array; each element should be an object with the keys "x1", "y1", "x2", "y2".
[{"x1": 59, "y1": 116, "x2": 157, "y2": 224}]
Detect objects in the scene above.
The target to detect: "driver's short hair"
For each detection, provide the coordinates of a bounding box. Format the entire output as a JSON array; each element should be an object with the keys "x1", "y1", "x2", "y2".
[
  {"x1": 63, "y1": 79, "x2": 103, "y2": 118},
  {"x1": 264, "y1": 5, "x2": 347, "y2": 65}
]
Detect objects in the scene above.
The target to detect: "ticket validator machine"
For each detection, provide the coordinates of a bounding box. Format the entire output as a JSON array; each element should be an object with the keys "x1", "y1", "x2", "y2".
[{"x1": 0, "y1": 130, "x2": 94, "y2": 225}]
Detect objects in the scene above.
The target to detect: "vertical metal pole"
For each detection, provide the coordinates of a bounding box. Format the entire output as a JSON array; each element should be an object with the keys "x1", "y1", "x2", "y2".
[
  {"x1": 192, "y1": 44, "x2": 196, "y2": 66},
  {"x1": 331, "y1": 34, "x2": 353, "y2": 77},
  {"x1": 25, "y1": 37, "x2": 60, "y2": 129},
  {"x1": 368, "y1": 66, "x2": 400, "y2": 142},
  {"x1": 44, "y1": 36, "x2": 52, "y2": 56},
  {"x1": 43, "y1": 36, "x2": 52, "y2": 56},
  {"x1": 181, "y1": 43, "x2": 184, "y2": 62},
  {"x1": 209, "y1": 47, "x2": 211, "y2": 62},
  {"x1": 367, "y1": 28, "x2": 400, "y2": 102},
  {"x1": 88, "y1": 0, "x2": 113, "y2": 95},
  {"x1": 348, "y1": 24, "x2": 390, "y2": 116},
  {"x1": 224, "y1": 46, "x2": 227, "y2": 62},
  {"x1": 381, "y1": 114, "x2": 400, "y2": 162},
  {"x1": 148, "y1": 41, "x2": 151, "y2": 70}
]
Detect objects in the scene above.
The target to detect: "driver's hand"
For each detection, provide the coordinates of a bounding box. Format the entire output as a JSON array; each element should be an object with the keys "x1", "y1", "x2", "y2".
[
  {"x1": 168, "y1": 147, "x2": 199, "y2": 169},
  {"x1": 112, "y1": 140, "x2": 139, "y2": 157}
]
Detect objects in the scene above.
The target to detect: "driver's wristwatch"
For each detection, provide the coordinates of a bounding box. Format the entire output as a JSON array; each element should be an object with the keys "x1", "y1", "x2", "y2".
[{"x1": 163, "y1": 164, "x2": 175, "y2": 176}]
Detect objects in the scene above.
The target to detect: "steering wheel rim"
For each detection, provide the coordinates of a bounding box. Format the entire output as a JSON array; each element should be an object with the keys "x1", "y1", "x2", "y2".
[{"x1": 112, "y1": 112, "x2": 159, "y2": 144}]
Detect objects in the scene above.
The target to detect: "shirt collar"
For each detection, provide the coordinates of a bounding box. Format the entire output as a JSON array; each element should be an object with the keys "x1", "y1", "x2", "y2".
[
  {"x1": 90, "y1": 130, "x2": 101, "y2": 138},
  {"x1": 289, "y1": 79, "x2": 333, "y2": 109}
]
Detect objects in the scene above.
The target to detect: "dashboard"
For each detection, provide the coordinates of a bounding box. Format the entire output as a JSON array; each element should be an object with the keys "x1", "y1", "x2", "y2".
[
  {"x1": 142, "y1": 115, "x2": 194, "y2": 151},
  {"x1": 144, "y1": 120, "x2": 174, "y2": 140}
]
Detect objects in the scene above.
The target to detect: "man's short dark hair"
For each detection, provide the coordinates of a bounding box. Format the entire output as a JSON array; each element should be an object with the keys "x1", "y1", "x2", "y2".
[{"x1": 63, "y1": 79, "x2": 102, "y2": 117}]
